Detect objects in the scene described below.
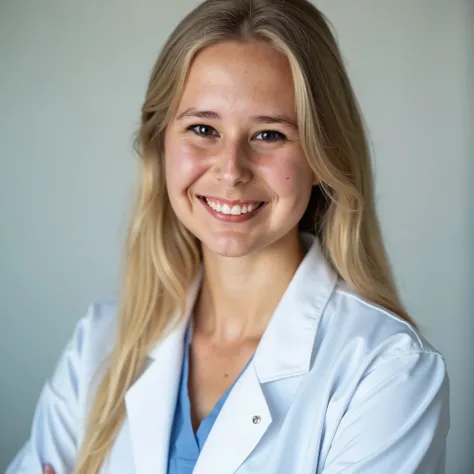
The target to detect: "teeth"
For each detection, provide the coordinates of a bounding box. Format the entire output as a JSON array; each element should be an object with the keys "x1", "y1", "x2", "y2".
[{"x1": 205, "y1": 198, "x2": 261, "y2": 215}]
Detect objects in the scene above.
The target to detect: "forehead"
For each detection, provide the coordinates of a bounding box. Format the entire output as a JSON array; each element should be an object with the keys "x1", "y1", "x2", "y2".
[{"x1": 177, "y1": 40, "x2": 296, "y2": 114}]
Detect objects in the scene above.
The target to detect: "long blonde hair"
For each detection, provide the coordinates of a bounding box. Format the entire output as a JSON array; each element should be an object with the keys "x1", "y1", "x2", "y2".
[{"x1": 74, "y1": 0, "x2": 412, "y2": 471}]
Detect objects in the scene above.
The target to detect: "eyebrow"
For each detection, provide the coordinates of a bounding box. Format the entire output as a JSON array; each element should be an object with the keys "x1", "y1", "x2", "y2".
[{"x1": 175, "y1": 108, "x2": 298, "y2": 129}]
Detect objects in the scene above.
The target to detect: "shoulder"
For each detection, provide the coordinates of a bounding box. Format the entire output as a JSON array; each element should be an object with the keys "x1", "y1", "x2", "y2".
[
  {"x1": 59, "y1": 301, "x2": 119, "y2": 395},
  {"x1": 313, "y1": 279, "x2": 448, "y2": 395},
  {"x1": 323, "y1": 279, "x2": 442, "y2": 359},
  {"x1": 307, "y1": 279, "x2": 449, "y2": 419},
  {"x1": 3, "y1": 302, "x2": 120, "y2": 473}
]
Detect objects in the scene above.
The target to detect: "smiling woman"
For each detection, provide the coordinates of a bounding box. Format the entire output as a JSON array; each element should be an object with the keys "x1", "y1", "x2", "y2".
[
  {"x1": 164, "y1": 41, "x2": 315, "y2": 258},
  {"x1": 6, "y1": 0, "x2": 449, "y2": 473}
]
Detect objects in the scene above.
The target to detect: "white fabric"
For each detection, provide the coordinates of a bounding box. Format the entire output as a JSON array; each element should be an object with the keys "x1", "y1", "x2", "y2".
[{"x1": 6, "y1": 234, "x2": 449, "y2": 474}]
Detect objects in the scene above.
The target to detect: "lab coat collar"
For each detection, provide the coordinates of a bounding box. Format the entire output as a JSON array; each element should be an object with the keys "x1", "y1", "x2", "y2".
[{"x1": 253, "y1": 233, "x2": 338, "y2": 382}]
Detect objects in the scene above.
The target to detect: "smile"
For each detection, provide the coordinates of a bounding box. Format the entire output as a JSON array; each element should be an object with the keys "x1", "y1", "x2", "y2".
[{"x1": 198, "y1": 196, "x2": 266, "y2": 221}]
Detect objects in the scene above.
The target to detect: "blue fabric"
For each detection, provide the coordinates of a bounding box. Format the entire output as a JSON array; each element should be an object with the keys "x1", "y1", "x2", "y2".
[{"x1": 167, "y1": 325, "x2": 251, "y2": 474}]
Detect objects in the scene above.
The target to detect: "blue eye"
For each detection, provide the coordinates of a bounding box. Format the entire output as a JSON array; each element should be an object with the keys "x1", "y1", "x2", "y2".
[
  {"x1": 255, "y1": 130, "x2": 286, "y2": 142},
  {"x1": 188, "y1": 124, "x2": 218, "y2": 137}
]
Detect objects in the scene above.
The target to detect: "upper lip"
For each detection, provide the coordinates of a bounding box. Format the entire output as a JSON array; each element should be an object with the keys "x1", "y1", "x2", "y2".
[{"x1": 199, "y1": 195, "x2": 265, "y2": 206}]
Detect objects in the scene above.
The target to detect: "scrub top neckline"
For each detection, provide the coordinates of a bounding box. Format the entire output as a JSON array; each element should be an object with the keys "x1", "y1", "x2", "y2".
[{"x1": 181, "y1": 319, "x2": 254, "y2": 449}]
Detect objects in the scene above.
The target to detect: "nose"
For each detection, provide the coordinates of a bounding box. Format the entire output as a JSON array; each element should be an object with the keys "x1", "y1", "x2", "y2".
[{"x1": 214, "y1": 139, "x2": 252, "y2": 187}]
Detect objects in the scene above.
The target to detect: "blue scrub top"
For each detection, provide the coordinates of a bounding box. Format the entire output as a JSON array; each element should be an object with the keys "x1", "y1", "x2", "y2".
[{"x1": 167, "y1": 324, "x2": 251, "y2": 474}]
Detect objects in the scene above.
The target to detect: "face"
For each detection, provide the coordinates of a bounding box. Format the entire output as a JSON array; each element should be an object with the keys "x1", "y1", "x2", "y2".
[{"x1": 164, "y1": 40, "x2": 314, "y2": 258}]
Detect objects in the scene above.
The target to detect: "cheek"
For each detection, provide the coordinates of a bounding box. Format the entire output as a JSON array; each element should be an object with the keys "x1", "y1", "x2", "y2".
[
  {"x1": 260, "y1": 154, "x2": 313, "y2": 201},
  {"x1": 165, "y1": 140, "x2": 208, "y2": 196}
]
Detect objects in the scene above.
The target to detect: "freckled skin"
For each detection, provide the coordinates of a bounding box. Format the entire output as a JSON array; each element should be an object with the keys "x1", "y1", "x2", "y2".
[{"x1": 164, "y1": 41, "x2": 314, "y2": 258}]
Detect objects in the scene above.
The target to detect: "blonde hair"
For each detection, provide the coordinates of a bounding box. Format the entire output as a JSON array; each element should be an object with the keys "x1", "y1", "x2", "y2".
[{"x1": 74, "y1": 0, "x2": 412, "y2": 471}]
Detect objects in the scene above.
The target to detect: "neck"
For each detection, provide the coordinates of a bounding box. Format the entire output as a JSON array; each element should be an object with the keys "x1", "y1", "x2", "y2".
[{"x1": 194, "y1": 230, "x2": 305, "y2": 344}]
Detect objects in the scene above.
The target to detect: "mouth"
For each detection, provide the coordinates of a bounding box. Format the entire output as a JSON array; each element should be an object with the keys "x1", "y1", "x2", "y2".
[{"x1": 197, "y1": 195, "x2": 267, "y2": 220}]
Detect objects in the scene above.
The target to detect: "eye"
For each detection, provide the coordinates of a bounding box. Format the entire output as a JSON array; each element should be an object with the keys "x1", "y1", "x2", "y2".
[
  {"x1": 188, "y1": 124, "x2": 218, "y2": 137},
  {"x1": 254, "y1": 130, "x2": 287, "y2": 142}
]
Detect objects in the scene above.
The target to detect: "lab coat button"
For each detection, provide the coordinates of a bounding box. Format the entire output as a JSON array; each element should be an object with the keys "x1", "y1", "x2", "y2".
[{"x1": 252, "y1": 415, "x2": 261, "y2": 424}]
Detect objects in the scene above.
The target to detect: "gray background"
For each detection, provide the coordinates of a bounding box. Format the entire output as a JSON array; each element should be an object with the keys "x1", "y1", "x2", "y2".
[{"x1": 0, "y1": 0, "x2": 472, "y2": 472}]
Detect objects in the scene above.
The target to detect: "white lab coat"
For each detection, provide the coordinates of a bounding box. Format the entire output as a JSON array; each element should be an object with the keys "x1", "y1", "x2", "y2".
[{"x1": 6, "y1": 234, "x2": 450, "y2": 474}]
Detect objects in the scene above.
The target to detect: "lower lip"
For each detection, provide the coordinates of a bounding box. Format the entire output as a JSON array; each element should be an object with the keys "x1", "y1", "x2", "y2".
[{"x1": 199, "y1": 198, "x2": 267, "y2": 223}]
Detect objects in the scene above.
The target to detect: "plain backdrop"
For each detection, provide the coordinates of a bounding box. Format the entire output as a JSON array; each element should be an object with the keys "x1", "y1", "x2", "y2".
[{"x1": 0, "y1": 0, "x2": 472, "y2": 472}]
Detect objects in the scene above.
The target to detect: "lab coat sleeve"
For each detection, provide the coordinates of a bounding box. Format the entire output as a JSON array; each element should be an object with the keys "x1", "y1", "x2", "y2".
[
  {"x1": 5, "y1": 307, "x2": 98, "y2": 474},
  {"x1": 321, "y1": 351, "x2": 450, "y2": 474}
]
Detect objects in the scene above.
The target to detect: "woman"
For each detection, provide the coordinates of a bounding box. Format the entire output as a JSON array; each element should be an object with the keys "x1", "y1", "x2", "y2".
[{"x1": 7, "y1": 0, "x2": 449, "y2": 473}]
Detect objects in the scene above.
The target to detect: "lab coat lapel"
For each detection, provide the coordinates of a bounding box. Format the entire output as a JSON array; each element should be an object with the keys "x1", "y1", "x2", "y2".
[
  {"x1": 124, "y1": 327, "x2": 183, "y2": 474},
  {"x1": 194, "y1": 363, "x2": 272, "y2": 474},
  {"x1": 124, "y1": 271, "x2": 202, "y2": 474}
]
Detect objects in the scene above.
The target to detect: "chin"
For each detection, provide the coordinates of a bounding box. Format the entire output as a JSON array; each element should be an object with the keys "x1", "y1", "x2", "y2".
[{"x1": 200, "y1": 233, "x2": 263, "y2": 258}]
